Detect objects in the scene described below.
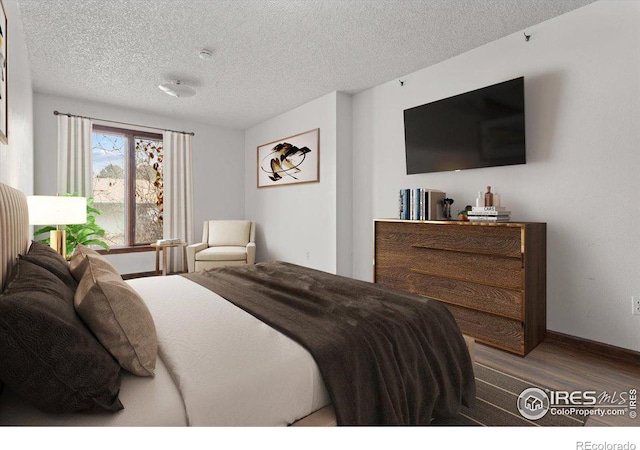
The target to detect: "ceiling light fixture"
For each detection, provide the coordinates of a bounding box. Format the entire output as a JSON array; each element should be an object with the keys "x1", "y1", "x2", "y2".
[
  {"x1": 199, "y1": 49, "x2": 213, "y2": 60},
  {"x1": 158, "y1": 80, "x2": 196, "y2": 98}
]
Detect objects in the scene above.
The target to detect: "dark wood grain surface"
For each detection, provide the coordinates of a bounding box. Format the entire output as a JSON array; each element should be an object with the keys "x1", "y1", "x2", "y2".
[
  {"x1": 374, "y1": 219, "x2": 546, "y2": 356},
  {"x1": 476, "y1": 339, "x2": 640, "y2": 427},
  {"x1": 376, "y1": 221, "x2": 522, "y2": 257},
  {"x1": 376, "y1": 271, "x2": 524, "y2": 320},
  {"x1": 377, "y1": 245, "x2": 524, "y2": 289}
]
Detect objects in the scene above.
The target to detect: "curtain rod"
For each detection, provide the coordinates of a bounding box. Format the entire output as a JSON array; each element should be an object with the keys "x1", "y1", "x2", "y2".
[{"x1": 53, "y1": 110, "x2": 195, "y2": 136}]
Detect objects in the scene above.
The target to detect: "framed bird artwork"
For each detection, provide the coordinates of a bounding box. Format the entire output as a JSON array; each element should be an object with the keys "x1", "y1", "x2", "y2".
[{"x1": 257, "y1": 128, "x2": 319, "y2": 188}]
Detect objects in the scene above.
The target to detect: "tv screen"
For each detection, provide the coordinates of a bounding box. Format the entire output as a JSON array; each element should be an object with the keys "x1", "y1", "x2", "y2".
[{"x1": 404, "y1": 77, "x2": 526, "y2": 174}]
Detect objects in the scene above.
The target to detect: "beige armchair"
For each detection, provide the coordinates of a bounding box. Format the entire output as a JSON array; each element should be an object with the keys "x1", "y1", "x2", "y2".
[{"x1": 187, "y1": 220, "x2": 256, "y2": 272}]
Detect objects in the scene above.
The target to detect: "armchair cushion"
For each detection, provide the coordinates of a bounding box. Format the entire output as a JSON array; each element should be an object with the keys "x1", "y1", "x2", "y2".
[
  {"x1": 207, "y1": 220, "x2": 252, "y2": 247},
  {"x1": 195, "y1": 246, "x2": 248, "y2": 262},
  {"x1": 186, "y1": 242, "x2": 208, "y2": 273}
]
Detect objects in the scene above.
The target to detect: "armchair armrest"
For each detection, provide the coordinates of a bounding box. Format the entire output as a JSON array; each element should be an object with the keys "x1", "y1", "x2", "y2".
[
  {"x1": 246, "y1": 242, "x2": 256, "y2": 265},
  {"x1": 186, "y1": 242, "x2": 208, "y2": 273}
]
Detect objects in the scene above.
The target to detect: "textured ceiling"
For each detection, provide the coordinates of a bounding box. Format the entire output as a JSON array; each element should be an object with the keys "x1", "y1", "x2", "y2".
[{"x1": 17, "y1": 0, "x2": 595, "y2": 130}]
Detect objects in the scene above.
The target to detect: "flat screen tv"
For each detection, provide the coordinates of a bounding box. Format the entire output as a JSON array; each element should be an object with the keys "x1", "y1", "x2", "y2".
[{"x1": 404, "y1": 77, "x2": 526, "y2": 174}]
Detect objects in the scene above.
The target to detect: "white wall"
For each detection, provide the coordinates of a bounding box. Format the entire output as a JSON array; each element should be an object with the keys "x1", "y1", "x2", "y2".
[
  {"x1": 33, "y1": 93, "x2": 245, "y2": 274},
  {"x1": 244, "y1": 91, "x2": 352, "y2": 275},
  {"x1": 352, "y1": 1, "x2": 640, "y2": 351},
  {"x1": 0, "y1": 0, "x2": 33, "y2": 193},
  {"x1": 335, "y1": 92, "x2": 353, "y2": 277}
]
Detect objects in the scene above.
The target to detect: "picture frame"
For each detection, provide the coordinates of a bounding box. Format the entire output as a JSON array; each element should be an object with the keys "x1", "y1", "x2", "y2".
[
  {"x1": 0, "y1": 0, "x2": 7, "y2": 145},
  {"x1": 257, "y1": 128, "x2": 319, "y2": 188}
]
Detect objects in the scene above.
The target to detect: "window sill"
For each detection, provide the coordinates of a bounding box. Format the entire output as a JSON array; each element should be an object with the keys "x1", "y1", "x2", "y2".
[{"x1": 96, "y1": 245, "x2": 156, "y2": 255}]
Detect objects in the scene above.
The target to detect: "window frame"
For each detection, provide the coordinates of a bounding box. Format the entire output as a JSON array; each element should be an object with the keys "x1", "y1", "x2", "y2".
[{"x1": 92, "y1": 125, "x2": 164, "y2": 250}]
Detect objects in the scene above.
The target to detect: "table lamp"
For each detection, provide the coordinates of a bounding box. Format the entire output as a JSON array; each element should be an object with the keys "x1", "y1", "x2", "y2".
[{"x1": 27, "y1": 195, "x2": 87, "y2": 257}]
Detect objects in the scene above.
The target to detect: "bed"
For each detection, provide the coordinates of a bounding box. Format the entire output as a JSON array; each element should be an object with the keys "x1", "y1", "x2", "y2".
[{"x1": 0, "y1": 182, "x2": 475, "y2": 426}]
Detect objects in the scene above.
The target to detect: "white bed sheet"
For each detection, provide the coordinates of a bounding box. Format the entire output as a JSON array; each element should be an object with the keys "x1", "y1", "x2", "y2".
[
  {"x1": 131, "y1": 275, "x2": 330, "y2": 426},
  {"x1": 0, "y1": 275, "x2": 330, "y2": 426}
]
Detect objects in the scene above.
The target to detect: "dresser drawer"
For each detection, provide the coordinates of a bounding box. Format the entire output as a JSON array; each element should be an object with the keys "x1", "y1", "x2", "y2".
[
  {"x1": 403, "y1": 272, "x2": 523, "y2": 320},
  {"x1": 377, "y1": 243, "x2": 523, "y2": 290},
  {"x1": 375, "y1": 220, "x2": 522, "y2": 258},
  {"x1": 445, "y1": 304, "x2": 525, "y2": 355}
]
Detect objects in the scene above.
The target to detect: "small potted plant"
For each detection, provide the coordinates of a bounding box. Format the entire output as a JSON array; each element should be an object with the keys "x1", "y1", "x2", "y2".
[{"x1": 458, "y1": 205, "x2": 473, "y2": 221}]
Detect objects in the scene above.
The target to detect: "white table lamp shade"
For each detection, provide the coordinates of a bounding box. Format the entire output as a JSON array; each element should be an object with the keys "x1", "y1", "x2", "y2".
[{"x1": 27, "y1": 196, "x2": 87, "y2": 225}]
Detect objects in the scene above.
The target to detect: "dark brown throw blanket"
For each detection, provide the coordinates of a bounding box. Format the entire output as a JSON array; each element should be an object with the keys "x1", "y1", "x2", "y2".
[{"x1": 183, "y1": 261, "x2": 475, "y2": 425}]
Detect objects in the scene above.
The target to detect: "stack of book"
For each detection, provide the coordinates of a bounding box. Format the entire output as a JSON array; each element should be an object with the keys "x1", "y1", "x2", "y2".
[
  {"x1": 467, "y1": 206, "x2": 511, "y2": 222},
  {"x1": 156, "y1": 238, "x2": 183, "y2": 245},
  {"x1": 399, "y1": 188, "x2": 446, "y2": 220}
]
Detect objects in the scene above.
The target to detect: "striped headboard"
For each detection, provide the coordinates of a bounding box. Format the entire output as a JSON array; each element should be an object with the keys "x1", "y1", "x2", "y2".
[{"x1": 0, "y1": 182, "x2": 30, "y2": 292}]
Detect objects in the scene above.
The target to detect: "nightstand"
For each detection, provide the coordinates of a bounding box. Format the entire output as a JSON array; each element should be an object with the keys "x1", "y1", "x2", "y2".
[{"x1": 150, "y1": 241, "x2": 188, "y2": 276}]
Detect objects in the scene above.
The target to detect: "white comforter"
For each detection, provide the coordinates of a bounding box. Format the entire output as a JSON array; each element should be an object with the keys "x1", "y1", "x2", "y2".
[{"x1": 0, "y1": 276, "x2": 330, "y2": 426}]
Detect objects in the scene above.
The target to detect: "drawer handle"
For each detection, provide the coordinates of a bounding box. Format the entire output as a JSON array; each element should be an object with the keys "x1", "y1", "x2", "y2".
[
  {"x1": 411, "y1": 244, "x2": 522, "y2": 260},
  {"x1": 410, "y1": 268, "x2": 524, "y2": 291}
]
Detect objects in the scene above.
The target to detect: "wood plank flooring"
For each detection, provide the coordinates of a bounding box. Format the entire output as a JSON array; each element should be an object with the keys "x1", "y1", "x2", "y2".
[{"x1": 475, "y1": 340, "x2": 640, "y2": 426}]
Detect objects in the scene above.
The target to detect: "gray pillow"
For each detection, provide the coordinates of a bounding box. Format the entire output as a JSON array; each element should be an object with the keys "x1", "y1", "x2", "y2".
[
  {"x1": 70, "y1": 244, "x2": 117, "y2": 282},
  {"x1": 75, "y1": 255, "x2": 158, "y2": 377},
  {"x1": 0, "y1": 259, "x2": 123, "y2": 413},
  {"x1": 21, "y1": 240, "x2": 78, "y2": 292}
]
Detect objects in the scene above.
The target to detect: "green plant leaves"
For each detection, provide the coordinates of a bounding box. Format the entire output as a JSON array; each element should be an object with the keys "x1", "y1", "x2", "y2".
[{"x1": 33, "y1": 193, "x2": 110, "y2": 257}]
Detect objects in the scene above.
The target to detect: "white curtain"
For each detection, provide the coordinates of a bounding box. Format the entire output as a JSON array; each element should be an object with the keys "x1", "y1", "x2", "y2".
[
  {"x1": 163, "y1": 131, "x2": 194, "y2": 273},
  {"x1": 57, "y1": 115, "x2": 93, "y2": 196}
]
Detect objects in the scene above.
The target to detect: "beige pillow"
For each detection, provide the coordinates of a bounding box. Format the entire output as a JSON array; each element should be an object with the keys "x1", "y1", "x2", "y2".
[
  {"x1": 75, "y1": 255, "x2": 157, "y2": 377},
  {"x1": 70, "y1": 244, "x2": 117, "y2": 282}
]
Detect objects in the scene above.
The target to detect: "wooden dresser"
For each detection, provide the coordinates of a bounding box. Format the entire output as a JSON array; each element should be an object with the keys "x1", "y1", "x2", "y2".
[{"x1": 374, "y1": 219, "x2": 546, "y2": 356}]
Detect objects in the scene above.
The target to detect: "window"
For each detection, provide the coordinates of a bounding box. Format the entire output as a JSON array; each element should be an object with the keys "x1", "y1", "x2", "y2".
[{"x1": 92, "y1": 125, "x2": 163, "y2": 247}]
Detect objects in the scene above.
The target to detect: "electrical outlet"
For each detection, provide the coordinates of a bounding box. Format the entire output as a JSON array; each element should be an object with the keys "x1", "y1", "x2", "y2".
[
  {"x1": 633, "y1": 296, "x2": 640, "y2": 316},
  {"x1": 305, "y1": 251, "x2": 310, "y2": 261}
]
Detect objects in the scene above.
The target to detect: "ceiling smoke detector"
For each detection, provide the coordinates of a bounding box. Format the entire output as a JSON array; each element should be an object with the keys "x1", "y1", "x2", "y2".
[{"x1": 158, "y1": 80, "x2": 196, "y2": 98}]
